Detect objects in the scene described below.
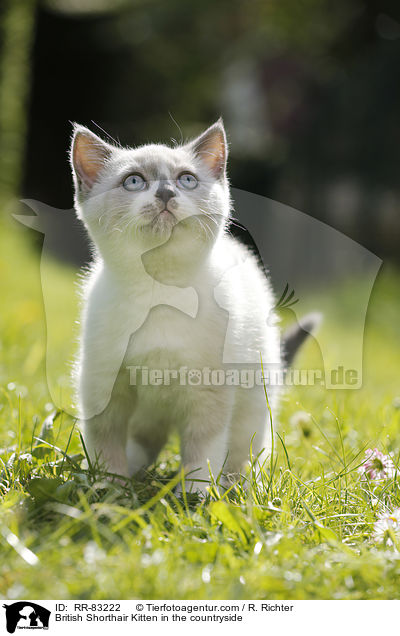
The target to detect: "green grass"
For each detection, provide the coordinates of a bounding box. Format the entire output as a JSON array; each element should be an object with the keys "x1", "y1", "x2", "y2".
[{"x1": 1, "y1": 217, "x2": 400, "y2": 600}]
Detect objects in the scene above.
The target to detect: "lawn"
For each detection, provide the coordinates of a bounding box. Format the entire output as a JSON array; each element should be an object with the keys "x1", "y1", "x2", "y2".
[{"x1": 1, "y1": 215, "x2": 400, "y2": 600}]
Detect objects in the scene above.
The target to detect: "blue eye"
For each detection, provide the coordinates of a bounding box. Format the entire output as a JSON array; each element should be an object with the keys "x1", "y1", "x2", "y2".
[
  {"x1": 177, "y1": 173, "x2": 198, "y2": 190},
  {"x1": 123, "y1": 174, "x2": 146, "y2": 191}
]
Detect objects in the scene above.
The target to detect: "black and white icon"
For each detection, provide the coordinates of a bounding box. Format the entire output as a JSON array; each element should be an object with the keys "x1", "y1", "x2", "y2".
[{"x1": 3, "y1": 602, "x2": 51, "y2": 633}]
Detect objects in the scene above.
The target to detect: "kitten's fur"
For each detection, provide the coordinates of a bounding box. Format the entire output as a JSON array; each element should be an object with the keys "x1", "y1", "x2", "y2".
[{"x1": 70, "y1": 120, "x2": 282, "y2": 494}]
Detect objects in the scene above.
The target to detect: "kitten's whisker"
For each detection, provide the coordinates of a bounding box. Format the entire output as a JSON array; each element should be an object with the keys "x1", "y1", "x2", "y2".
[
  {"x1": 197, "y1": 208, "x2": 222, "y2": 233},
  {"x1": 194, "y1": 215, "x2": 217, "y2": 241},
  {"x1": 226, "y1": 219, "x2": 246, "y2": 232}
]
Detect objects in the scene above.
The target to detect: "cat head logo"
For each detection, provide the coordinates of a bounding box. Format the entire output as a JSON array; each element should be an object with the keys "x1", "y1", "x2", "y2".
[{"x1": 2, "y1": 602, "x2": 50, "y2": 633}]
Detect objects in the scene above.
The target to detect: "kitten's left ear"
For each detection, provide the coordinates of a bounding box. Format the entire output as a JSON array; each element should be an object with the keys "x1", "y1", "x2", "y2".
[
  {"x1": 188, "y1": 119, "x2": 228, "y2": 179},
  {"x1": 70, "y1": 124, "x2": 114, "y2": 195}
]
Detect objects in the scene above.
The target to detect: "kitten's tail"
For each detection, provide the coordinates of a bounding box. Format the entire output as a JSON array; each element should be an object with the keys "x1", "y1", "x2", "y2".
[{"x1": 281, "y1": 312, "x2": 322, "y2": 366}]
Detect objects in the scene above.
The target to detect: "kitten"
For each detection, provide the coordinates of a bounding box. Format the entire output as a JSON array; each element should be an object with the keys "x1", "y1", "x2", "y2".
[{"x1": 70, "y1": 120, "x2": 285, "y2": 494}]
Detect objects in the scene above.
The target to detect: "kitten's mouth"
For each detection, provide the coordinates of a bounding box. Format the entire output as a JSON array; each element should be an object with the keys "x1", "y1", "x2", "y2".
[{"x1": 149, "y1": 207, "x2": 177, "y2": 233}]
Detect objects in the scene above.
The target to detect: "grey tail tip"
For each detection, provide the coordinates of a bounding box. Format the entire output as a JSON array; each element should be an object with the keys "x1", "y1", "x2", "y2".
[{"x1": 282, "y1": 312, "x2": 322, "y2": 366}]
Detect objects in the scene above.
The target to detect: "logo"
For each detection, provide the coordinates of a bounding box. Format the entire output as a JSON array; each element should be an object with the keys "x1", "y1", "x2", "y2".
[{"x1": 3, "y1": 603, "x2": 50, "y2": 634}]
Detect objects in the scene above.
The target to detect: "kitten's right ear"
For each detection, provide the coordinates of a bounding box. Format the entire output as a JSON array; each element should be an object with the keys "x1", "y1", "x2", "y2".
[
  {"x1": 187, "y1": 119, "x2": 228, "y2": 179},
  {"x1": 70, "y1": 124, "x2": 113, "y2": 195}
]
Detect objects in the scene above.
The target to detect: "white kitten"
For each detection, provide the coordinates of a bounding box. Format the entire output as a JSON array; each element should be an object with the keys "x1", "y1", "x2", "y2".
[{"x1": 70, "y1": 120, "x2": 281, "y2": 494}]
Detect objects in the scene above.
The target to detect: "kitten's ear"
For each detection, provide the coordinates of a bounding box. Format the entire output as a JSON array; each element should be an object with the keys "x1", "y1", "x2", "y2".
[
  {"x1": 70, "y1": 124, "x2": 114, "y2": 194},
  {"x1": 188, "y1": 119, "x2": 228, "y2": 179}
]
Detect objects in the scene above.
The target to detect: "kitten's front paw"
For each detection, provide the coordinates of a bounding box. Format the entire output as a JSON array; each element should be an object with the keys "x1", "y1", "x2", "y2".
[{"x1": 105, "y1": 473, "x2": 131, "y2": 487}]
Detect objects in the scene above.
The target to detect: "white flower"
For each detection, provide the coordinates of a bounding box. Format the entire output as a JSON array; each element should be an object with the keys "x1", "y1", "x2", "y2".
[
  {"x1": 373, "y1": 508, "x2": 400, "y2": 545},
  {"x1": 358, "y1": 448, "x2": 396, "y2": 480}
]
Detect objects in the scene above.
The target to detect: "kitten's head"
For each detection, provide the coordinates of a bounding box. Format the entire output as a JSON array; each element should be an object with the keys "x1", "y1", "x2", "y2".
[{"x1": 70, "y1": 121, "x2": 230, "y2": 264}]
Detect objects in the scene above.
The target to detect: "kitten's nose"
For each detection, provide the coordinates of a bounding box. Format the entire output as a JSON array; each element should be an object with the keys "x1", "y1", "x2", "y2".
[{"x1": 155, "y1": 182, "x2": 176, "y2": 205}]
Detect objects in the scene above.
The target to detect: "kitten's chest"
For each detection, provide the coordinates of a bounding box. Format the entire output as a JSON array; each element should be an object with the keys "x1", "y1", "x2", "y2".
[{"x1": 125, "y1": 298, "x2": 227, "y2": 368}]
